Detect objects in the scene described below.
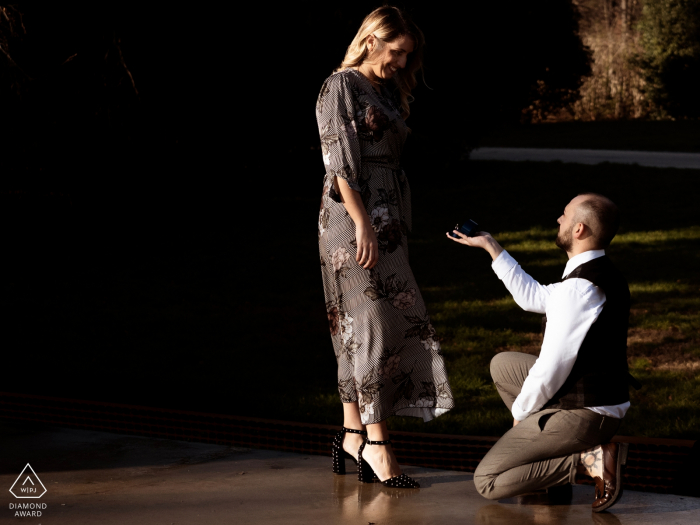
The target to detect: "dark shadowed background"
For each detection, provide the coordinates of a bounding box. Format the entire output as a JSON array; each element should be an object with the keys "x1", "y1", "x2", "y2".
[{"x1": 4, "y1": 2, "x2": 698, "y2": 439}]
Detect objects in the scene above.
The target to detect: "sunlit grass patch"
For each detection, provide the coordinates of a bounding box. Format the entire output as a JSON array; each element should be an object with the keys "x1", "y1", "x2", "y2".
[
  {"x1": 497, "y1": 227, "x2": 559, "y2": 252},
  {"x1": 630, "y1": 357, "x2": 653, "y2": 372},
  {"x1": 627, "y1": 327, "x2": 683, "y2": 347},
  {"x1": 613, "y1": 226, "x2": 700, "y2": 245},
  {"x1": 417, "y1": 218, "x2": 700, "y2": 437},
  {"x1": 443, "y1": 327, "x2": 534, "y2": 355},
  {"x1": 526, "y1": 258, "x2": 568, "y2": 267},
  {"x1": 631, "y1": 291, "x2": 700, "y2": 332},
  {"x1": 496, "y1": 227, "x2": 558, "y2": 242},
  {"x1": 432, "y1": 297, "x2": 517, "y2": 320},
  {"x1": 636, "y1": 312, "x2": 700, "y2": 332},
  {"x1": 656, "y1": 361, "x2": 700, "y2": 372},
  {"x1": 629, "y1": 282, "x2": 691, "y2": 294},
  {"x1": 429, "y1": 296, "x2": 543, "y2": 356},
  {"x1": 407, "y1": 166, "x2": 700, "y2": 439},
  {"x1": 491, "y1": 226, "x2": 700, "y2": 253},
  {"x1": 621, "y1": 369, "x2": 700, "y2": 439}
]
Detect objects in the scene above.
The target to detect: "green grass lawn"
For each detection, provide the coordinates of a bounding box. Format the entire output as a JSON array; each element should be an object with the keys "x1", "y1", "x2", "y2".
[
  {"x1": 292, "y1": 159, "x2": 700, "y2": 439},
  {"x1": 478, "y1": 120, "x2": 700, "y2": 152},
  {"x1": 247, "y1": 159, "x2": 700, "y2": 440},
  {"x1": 8, "y1": 157, "x2": 699, "y2": 441},
  {"x1": 394, "y1": 225, "x2": 700, "y2": 439}
]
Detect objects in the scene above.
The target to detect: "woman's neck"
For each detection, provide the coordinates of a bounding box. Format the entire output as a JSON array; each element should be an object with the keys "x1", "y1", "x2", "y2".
[{"x1": 355, "y1": 65, "x2": 382, "y2": 94}]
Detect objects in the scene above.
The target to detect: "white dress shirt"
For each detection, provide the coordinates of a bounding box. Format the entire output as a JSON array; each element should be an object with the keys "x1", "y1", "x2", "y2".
[{"x1": 492, "y1": 249, "x2": 630, "y2": 421}]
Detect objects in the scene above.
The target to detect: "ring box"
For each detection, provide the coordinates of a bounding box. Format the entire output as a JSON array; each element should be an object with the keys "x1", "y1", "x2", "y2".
[{"x1": 449, "y1": 219, "x2": 479, "y2": 238}]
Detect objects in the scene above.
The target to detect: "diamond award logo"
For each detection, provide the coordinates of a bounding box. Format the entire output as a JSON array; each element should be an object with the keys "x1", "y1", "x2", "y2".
[{"x1": 9, "y1": 464, "x2": 47, "y2": 498}]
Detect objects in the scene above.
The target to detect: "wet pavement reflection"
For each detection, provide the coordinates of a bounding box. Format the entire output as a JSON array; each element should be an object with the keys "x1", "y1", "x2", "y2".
[
  {"x1": 330, "y1": 467, "x2": 610, "y2": 524},
  {"x1": 476, "y1": 504, "x2": 623, "y2": 525},
  {"x1": 326, "y1": 458, "x2": 699, "y2": 525},
  {"x1": 333, "y1": 473, "x2": 426, "y2": 521},
  {"x1": 3, "y1": 422, "x2": 694, "y2": 525}
]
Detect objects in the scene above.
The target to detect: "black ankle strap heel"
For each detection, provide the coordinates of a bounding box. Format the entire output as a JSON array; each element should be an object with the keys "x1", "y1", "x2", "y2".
[
  {"x1": 366, "y1": 439, "x2": 391, "y2": 445},
  {"x1": 358, "y1": 438, "x2": 420, "y2": 488},
  {"x1": 356, "y1": 439, "x2": 376, "y2": 483},
  {"x1": 332, "y1": 427, "x2": 367, "y2": 475},
  {"x1": 343, "y1": 427, "x2": 368, "y2": 435}
]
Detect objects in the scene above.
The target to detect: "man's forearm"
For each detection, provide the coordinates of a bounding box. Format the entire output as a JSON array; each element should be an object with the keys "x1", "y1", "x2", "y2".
[
  {"x1": 493, "y1": 252, "x2": 556, "y2": 314},
  {"x1": 484, "y1": 237, "x2": 504, "y2": 261}
]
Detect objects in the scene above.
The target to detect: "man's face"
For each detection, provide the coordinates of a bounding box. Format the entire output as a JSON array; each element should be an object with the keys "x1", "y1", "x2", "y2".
[{"x1": 555, "y1": 198, "x2": 579, "y2": 251}]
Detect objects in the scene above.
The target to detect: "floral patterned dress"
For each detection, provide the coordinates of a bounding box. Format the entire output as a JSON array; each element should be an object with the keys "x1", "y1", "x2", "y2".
[{"x1": 316, "y1": 68, "x2": 454, "y2": 425}]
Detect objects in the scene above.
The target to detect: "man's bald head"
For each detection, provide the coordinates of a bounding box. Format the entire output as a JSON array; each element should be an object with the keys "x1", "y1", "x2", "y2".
[{"x1": 573, "y1": 193, "x2": 620, "y2": 249}]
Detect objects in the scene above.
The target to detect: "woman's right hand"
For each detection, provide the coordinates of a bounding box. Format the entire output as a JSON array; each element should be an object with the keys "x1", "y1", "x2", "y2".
[
  {"x1": 356, "y1": 224, "x2": 379, "y2": 269},
  {"x1": 332, "y1": 176, "x2": 379, "y2": 270}
]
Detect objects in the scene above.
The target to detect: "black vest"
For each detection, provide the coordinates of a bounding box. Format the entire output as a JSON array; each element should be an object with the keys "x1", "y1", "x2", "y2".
[{"x1": 543, "y1": 255, "x2": 631, "y2": 410}]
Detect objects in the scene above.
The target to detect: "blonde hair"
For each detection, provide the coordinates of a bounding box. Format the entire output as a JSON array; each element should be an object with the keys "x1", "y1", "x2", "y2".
[{"x1": 335, "y1": 6, "x2": 425, "y2": 120}]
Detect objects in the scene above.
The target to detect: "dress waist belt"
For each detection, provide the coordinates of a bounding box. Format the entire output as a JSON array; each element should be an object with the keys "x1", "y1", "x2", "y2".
[
  {"x1": 359, "y1": 156, "x2": 410, "y2": 233},
  {"x1": 361, "y1": 156, "x2": 401, "y2": 170}
]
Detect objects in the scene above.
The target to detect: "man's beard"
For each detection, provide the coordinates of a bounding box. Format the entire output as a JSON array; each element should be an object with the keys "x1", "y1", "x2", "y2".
[{"x1": 555, "y1": 224, "x2": 573, "y2": 251}]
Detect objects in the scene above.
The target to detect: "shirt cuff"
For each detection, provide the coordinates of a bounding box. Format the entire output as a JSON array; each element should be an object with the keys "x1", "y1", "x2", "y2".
[
  {"x1": 491, "y1": 250, "x2": 517, "y2": 280},
  {"x1": 511, "y1": 399, "x2": 531, "y2": 422}
]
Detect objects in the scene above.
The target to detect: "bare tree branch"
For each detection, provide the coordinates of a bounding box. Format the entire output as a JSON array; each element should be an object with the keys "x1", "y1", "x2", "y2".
[{"x1": 113, "y1": 34, "x2": 138, "y2": 97}]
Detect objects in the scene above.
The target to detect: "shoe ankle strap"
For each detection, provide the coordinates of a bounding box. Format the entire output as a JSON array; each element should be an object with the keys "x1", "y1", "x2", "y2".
[
  {"x1": 366, "y1": 439, "x2": 391, "y2": 445},
  {"x1": 342, "y1": 427, "x2": 367, "y2": 435}
]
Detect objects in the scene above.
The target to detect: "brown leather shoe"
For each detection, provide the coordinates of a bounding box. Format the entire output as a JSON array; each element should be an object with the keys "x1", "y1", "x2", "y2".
[{"x1": 592, "y1": 442, "x2": 629, "y2": 513}]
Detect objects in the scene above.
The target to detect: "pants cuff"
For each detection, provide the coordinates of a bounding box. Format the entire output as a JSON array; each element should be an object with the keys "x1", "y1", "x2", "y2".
[{"x1": 569, "y1": 451, "x2": 580, "y2": 485}]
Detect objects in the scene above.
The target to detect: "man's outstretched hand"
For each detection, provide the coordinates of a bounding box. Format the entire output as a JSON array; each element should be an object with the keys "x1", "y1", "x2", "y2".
[{"x1": 446, "y1": 230, "x2": 505, "y2": 261}]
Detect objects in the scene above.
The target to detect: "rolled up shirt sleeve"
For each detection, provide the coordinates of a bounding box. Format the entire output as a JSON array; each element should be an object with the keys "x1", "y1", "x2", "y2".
[{"x1": 510, "y1": 280, "x2": 606, "y2": 421}]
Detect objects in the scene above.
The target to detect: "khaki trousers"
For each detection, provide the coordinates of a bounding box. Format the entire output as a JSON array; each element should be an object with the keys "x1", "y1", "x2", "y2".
[{"x1": 473, "y1": 352, "x2": 621, "y2": 500}]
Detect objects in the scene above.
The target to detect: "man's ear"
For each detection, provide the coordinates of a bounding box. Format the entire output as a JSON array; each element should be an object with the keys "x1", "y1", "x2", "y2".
[
  {"x1": 573, "y1": 222, "x2": 594, "y2": 243},
  {"x1": 572, "y1": 222, "x2": 586, "y2": 240}
]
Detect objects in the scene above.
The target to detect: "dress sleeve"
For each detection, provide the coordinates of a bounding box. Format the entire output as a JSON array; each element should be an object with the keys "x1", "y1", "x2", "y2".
[{"x1": 316, "y1": 73, "x2": 362, "y2": 192}]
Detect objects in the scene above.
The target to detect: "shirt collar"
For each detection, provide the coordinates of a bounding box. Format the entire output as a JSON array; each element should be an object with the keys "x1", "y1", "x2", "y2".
[{"x1": 563, "y1": 249, "x2": 606, "y2": 279}]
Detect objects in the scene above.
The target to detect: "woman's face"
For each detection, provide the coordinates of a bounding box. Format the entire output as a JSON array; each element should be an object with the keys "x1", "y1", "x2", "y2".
[{"x1": 366, "y1": 34, "x2": 415, "y2": 80}]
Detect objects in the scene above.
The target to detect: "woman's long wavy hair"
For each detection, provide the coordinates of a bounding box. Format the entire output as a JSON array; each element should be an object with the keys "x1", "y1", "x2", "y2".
[{"x1": 335, "y1": 6, "x2": 425, "y2": 120}]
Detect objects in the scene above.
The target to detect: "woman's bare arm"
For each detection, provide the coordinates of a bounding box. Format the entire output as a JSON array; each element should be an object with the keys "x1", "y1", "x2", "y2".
[{"x1": 336, "y1": 178, "x2": 378, "y2": 269}]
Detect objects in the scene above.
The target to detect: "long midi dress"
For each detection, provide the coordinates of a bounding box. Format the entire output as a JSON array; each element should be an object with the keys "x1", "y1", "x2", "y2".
[{"x1": 316, "y1": 68, "x2": 455, "y2": 425}]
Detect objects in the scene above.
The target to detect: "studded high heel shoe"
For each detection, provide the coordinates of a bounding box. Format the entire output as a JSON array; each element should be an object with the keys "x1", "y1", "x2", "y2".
[
  {"x1": 332, "y1": 427, "x2": 367, "y2": 475},
  {"x1": 357, "y1": 438, "x2": 420, "y2": 488}
]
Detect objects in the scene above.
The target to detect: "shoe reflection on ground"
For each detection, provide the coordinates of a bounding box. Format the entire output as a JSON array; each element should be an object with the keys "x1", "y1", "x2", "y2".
[
  {"x1": 478, "y1": 485, "x2": 622, "y2": 524},
  {"x1": 333, "y1": 472, "x2": 423, "y2": 521},
  {"x1": 476, "y1": 503, "x2": 622, "y2": 525},
  {"x1": 334, "y1": 474, "x2": 626, "y2": 525}
]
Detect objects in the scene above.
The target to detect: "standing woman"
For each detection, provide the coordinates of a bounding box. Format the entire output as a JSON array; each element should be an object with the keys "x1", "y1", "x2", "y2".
[{"x1": 317, "y1": 6, "x2": 454, "y2": 488}]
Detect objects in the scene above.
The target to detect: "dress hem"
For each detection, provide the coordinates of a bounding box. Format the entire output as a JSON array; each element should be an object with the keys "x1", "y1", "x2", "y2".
[
  {"x1": 393, "y1": 406, "x2": 451, "y2": 423},
  {"x1": 340, "y1": 404, "x2": 453, "y2": 425}
]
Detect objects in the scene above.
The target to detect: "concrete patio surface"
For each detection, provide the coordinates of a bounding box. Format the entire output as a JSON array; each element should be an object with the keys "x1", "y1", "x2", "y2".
[
  {"x1": 1, "y1": 422, "x2": 698, "y2": 524},
  {"x1": 470, "y1": 147, "x2": 700, "y2": 169}
]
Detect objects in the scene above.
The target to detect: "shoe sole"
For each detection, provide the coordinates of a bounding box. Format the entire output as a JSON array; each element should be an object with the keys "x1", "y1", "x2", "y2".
[{"x1": 593, "y1": 442, "x2": 628, "y2": 513}]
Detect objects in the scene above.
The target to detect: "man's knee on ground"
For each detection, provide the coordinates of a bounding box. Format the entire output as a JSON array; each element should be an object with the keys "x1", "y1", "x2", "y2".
[
  {"x1": 473, "y1": 475, "x2": 500, "y2": 500},
  {"x1": 473, "y1": 465, "x2": 500, "y2": 500}
]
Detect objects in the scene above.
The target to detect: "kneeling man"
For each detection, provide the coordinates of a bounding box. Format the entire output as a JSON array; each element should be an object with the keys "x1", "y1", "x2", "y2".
[{"x1": 448, "y1": 193, "x2": 632, "y2": 512}]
